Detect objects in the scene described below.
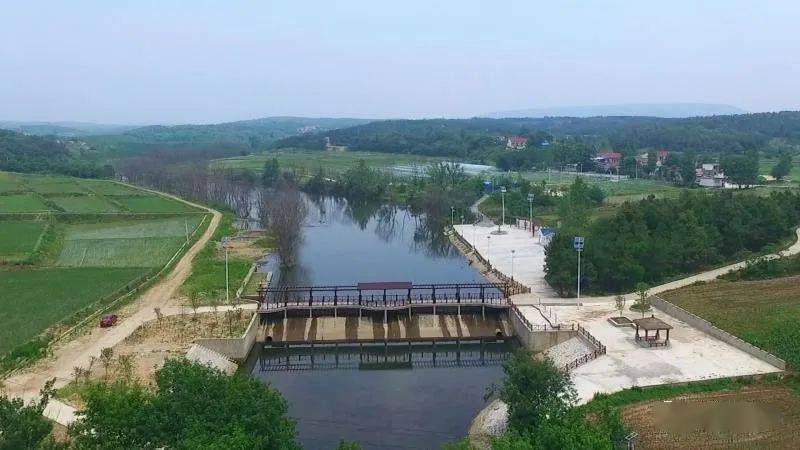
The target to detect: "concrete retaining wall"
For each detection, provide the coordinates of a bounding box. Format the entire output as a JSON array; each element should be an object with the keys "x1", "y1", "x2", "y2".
[
  {"x1": 508, "y1": 306, "x2": 576, "y2": 352},
  {"x1": 195, "y1": 312, "x2": 259, "y2": 361},
  {"x1": 186, "y1": 344, "x2": 238, "y2": 374},
  {"x1": 651, "y1": 296, "x2": 786, "y2": 370}
]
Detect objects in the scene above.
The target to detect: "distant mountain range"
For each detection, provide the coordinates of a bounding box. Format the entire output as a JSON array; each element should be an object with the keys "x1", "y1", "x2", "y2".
[
  {"x1": 487, "y1": 103, "x2": 747, "y2": 119},
  {"x1": 0, "y1": 121, "x2": 136, "y2": 137}
]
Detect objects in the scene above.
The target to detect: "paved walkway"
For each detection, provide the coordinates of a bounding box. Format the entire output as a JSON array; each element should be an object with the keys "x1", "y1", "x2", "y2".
[{"x1": 1, "y1": 185, "x2": 226, "y2": 426}]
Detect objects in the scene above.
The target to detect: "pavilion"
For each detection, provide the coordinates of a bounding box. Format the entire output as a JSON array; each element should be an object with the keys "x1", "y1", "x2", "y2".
[{"x1": 632, "y1": 315, "x2": 673, "y2": 347}]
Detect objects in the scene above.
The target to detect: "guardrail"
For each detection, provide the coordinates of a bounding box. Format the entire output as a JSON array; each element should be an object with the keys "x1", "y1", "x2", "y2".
[
  {"x1": 564, "y1": 324, "x2": 607, "y2": 371},
  {"x1": 510, "y1": 304, "x2": 562, "y2": 331},
  {"x1": 447, "y1": 226, "x2": 531, "y2": 295}
]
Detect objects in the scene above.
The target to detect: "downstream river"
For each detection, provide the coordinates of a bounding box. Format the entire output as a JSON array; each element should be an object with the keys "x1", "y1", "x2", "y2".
[{"x1": 247, "y1": 196, "x2": 512, "y2": 449}]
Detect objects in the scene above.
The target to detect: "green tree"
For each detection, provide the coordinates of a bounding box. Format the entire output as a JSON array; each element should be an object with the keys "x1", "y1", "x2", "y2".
[
  {"x1": 679, "y1": 150, "x2": 697, "y2": 186},
  {"x1": 500, "y1": 352, "x2": 577, "y2": 431},
  {"x1": 261, "y1": 158, "x2": 280, "y2": 187},
  {"x1": 771, "y1": 152, "x2": 793, "y2": 180},
  {"x1": 723, "y1": 151, "x2": 759, "y2": 187},
  {"x1": 71, "y1": 359, "x2": 299, "y2": 449},
  {"x1": 0, "y1": 379, "x2": 58, "y2": 450}
]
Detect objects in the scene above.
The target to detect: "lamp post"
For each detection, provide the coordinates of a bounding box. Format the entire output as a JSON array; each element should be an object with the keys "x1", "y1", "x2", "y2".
[
  {"x1": 527, "y1": 193, "x2": 535, "y2": 236},
  {"x1": 500, "y1": 186, "x2": 507, "y2": 231},
  {"x1": 486, "y1": 235, "x2": 491, "y2": 261},
  {"x1": 511, "y1": 249, "x2": 516, "y2": 281},
  {"x1": 573, "y1": 237, "x2": 584, "y2": 302},
  {"x1": 460, "y1": 214, "x2": 464, "y2": 225},
  {"x1": 222, "y1": 236, "x2": 231, "y2": 304},
  {"x1": 450, "y1": 206, "x2": 455, "y2": 226}
]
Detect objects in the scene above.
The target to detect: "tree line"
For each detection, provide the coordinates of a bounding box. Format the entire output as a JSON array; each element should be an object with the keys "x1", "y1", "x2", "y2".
[
  {"x1": 545, "y1": 186, "x2": 800, "y2": 295},
  {"x1": 0, "y1": 130, "x2": 113, "y2": 178}
]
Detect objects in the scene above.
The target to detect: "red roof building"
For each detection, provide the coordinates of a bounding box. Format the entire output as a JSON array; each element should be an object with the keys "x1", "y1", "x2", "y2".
[{"x1": 506, "y1": 136, "x2": 528, "y2": 150}]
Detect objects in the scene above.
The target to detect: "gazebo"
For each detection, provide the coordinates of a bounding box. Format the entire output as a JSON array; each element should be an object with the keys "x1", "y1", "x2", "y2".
[{"x1": 633, "y1": 315, "x2": 673, "y2": 347}]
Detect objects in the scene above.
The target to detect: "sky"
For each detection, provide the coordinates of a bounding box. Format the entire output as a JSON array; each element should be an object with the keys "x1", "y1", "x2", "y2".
[{"x1": 2, "y1": 1, "x2": 799, "y2": 124}]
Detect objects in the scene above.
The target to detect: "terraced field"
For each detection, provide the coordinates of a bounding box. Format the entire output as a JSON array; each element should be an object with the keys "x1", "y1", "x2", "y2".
[{"x1": 0, "y1": 171, "x2": 209, "y2": 360}]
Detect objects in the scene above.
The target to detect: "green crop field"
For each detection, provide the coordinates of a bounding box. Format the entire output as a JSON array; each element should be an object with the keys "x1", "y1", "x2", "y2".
[
  {"x1": 56, "y1": 237, "x2": 185, "y2": 267},
  {"x1": 28, "y1": 181, "x2": 88, "y2": 195},
  {"x1": 760, "y1": 156, "x2": 800, "y2": 184},
  {"x1": 0, "y1": 221, "x2": 47, "y2": 262},
  {"x1": 0, "y1": 194, "x2": 51, "y2": 212},
  {"x1": 80, "y1": 179, "x2": 146, "y2": 196},
  {"x1": 662, "y1": 275, "x2": 800, "y2": 369},
  {"x1": 0, "y1": 173, "x2": 22, "y2": 193},
  {"x1": 0, "y1": 267, "x2": 147, "y2": 354},
  {"x1": 115, "y1": 195, "x2": 197, "y2": 213},
  {"x1": 48, "y1": 195, "x2": 121, "y2": 213},
  {"x1": 214, "y1": 149, "x2": 450, "y2": 175},
  {"x1": 55, "y1": 216, "x2": 204, "y2": 267},
  {"x1": 0, "y1": 172, "x2": 210, "y2": 361}
]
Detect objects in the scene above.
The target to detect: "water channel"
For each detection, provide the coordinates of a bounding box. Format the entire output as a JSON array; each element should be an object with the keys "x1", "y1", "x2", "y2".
[{"x1": 247, "y1": 196, "x2": 514, "y2": 449}]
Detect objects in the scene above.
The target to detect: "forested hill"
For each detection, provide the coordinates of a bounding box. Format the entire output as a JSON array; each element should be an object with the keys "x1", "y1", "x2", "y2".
[
  {"x1": 0, "y1": 130, "x2": 111, "y2": 178},
  {"x1": 116, "y1": 116, "x2": 373, "y2": 148},
  {"x1": 274, "y1": 111, "x2": 800, "y2": 157}
]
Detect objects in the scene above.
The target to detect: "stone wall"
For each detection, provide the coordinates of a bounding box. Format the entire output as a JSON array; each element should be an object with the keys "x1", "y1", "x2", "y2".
[{"x1": 651, "y1": 296, "x2": 786, "y2": 370}]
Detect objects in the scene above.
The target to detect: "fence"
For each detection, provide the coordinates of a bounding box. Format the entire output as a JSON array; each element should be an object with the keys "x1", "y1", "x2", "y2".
[
  {"x1": 447, "y1": 226, "x2": 531, "y2": 295},
  {"x1": 651, "y1": 296, "x2": 786, "y2": 370},
  {"x1": 564, "y1": 324, "x2": 607, "y2": 371}
]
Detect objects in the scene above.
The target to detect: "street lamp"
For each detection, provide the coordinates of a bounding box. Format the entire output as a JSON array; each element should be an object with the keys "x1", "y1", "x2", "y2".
[
  {"x1": 527, "y1": 193, "x2": 535, "y2": 237},
  {"x1": 460, "y1": 214, "x2": 464, "y2": 225},
  {"x1": 500, "y1": 186, "x2": 507, "y2": 230},
  {"x1": 222, "y1": 236, "x2": 232, "y2": 304},
  {"x1": 450, "y1": 206, "x2": 455, "y2": 226},
  {"x1": 511, "y1": 249, "x2": 516, "y2": 281},
  {"x1": 573, "y1": 237, "x2": 585, "y2": 302},
  {"x1": 486, "y1": 235, "x2": 491, "y2": 261}
]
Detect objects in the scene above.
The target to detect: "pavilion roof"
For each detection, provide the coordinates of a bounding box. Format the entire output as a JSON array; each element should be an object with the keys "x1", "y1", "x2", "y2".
[{"x1": 633, "y1": 315, "x2": 673, "y2": 330}]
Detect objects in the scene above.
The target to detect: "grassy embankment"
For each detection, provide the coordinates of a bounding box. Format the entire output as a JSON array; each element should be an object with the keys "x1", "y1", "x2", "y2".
[
  {"x1": 180, "y1": 212, "x2": 253, "y2": 305},
  {"x1": 0, "y1": 172, "x2": 207, "y2": 366}
]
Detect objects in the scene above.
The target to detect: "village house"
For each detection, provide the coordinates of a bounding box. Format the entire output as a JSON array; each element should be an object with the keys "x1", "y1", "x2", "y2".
[
  {"x1": 506, "y1": 136, "x2": 528, "y2": 150},
  {"x1": 594, "y1": 151, "x2": 622, "y2": 172},
  {"x1": 695, "y1": 163, "x2": 726, "y2": 187}
]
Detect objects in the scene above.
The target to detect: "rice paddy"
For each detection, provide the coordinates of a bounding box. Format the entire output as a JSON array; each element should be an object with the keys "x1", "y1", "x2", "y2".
[
  {"x1": 0, "y1": 221, "x2": 48, "y2": 263},
  {"x1": 48, "y1": 195, "x2": 121, "y2": 213}
]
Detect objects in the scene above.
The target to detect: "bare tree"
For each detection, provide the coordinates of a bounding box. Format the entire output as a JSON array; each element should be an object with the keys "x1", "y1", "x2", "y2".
[
  {"x1": 99, "y1": 347, "x2": 114, "y2": 379},
  {"x1": 258, "y1": 186, "x2": 308, "y2": 267}
]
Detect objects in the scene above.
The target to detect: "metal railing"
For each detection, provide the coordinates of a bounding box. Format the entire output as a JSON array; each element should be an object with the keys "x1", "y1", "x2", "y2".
[{"x1": 564, "y1": 324, "x2": 607, "y2": 371}]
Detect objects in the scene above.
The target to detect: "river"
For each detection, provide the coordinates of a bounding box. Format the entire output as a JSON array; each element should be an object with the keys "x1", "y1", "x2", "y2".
[{"x1": 249, "y1": 196, "x2": 512, "y2": 449}]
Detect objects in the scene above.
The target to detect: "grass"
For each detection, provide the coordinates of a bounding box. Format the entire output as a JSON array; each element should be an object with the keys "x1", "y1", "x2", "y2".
[
  {"x1": 214, "y1": 149, "x2": 450, "y2": 175},
  {"x1": 0, "y1": 267, "x2": 147, "y2": 355},
  {"x1": 28, "y1": 181, "x2": 88, "y2": 195},
  {"x1": 64, "y1": 216, "x2": 204, "y2": 240},
  {"x1": 0, "y1": 221, "x2": 48, "y2": 263},
  {"x1": 48, "y1": 195, "x2": 121, "y2": 213},
  {"x1": 661, "y1": 276, "x2": 800, "y2": 369},
  {"x1": 0, "y1": 193, "x2": 51, "y2": 212},
  {"x1": 181, "y1": 213, "x2": 251, "y2": 303},
  {"x1": 115, "y1": 195, "x2": 198, "y2": 213}
]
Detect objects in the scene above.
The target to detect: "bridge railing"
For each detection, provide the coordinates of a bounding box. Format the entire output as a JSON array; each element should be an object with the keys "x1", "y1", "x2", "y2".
[{"x1": 564, "y1": 324, "x2": 607, "y2": 372}]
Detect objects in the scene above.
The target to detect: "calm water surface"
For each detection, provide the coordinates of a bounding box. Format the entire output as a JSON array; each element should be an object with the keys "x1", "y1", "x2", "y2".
[{"x1": 251, "y1": 196, "x2": 511, "y2": 449}]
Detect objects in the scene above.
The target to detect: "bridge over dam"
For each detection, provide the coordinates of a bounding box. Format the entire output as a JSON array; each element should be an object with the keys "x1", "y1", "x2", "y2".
[{"x1": 241, "y1": 281, "x2": 583, "y2": 355}]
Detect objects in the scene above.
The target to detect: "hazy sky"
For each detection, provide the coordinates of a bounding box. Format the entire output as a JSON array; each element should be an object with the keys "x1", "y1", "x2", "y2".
[{"x1": 2, "y1": 1, "x2": 799, "y2": 124}]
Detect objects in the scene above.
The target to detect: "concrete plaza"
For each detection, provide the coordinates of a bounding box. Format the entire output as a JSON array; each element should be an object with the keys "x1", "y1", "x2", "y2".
[
  {"x1": 453, "y1": 224, "x2": 556, "y2": 298},
  {"x1": 517, "y1": 304, "x2": 783, "y2": 403}
]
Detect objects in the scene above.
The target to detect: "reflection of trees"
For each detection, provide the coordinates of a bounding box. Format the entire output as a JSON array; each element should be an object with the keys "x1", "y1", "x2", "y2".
[
  {"x1": 412, "y1": 211, "x2": 456, "y2": 259},
  {"x1": 345, "y1": 199, "x2": 382, "y2": 230},
  {"x1": 373, "y1": 205, "x2": 399, "y2": 243}
]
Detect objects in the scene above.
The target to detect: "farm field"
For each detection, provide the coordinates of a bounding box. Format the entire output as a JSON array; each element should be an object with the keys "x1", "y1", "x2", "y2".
[
  {"x1": 0, "y1": 267, "x2": 147, "y2": 355},
  {"x1": 0, "y1": 193, "x2": 51, "y2": 212},
  {"x1": 48, "y1": 195, "x2": 121, "y2": 213},
  {"x1": 55, "y1": 216, "x2": 204, "y2": 267},
  {"x1": 662, "y1": 275, "x2": 800, "y2": 369},
  {"x1": 0, "y1": 221, "x2": 47, "y2": 263},
  {"x1": 214, "y1": 149, "x2": 451, "y2": 175},
  {"x1": 0, "y1": 171, "x2": 209, "y2": 360},
  {"x1": 115, "y1": 195, "x2": 197, "y2": 213},
  {"x1": 760, "y1": 155, "x2": 800, "y2": 184}
]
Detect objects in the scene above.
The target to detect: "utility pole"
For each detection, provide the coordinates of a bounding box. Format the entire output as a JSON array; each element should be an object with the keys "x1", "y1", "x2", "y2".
[
  {"x1": 574, "y1": 237, "x2": 584, "y2": 303},
  {"x1": 527, "y1": 193, "x2": 535, "y2": 237},
  {"x1": 500, "y1": 186, "x2": 507, "y2": 231}
]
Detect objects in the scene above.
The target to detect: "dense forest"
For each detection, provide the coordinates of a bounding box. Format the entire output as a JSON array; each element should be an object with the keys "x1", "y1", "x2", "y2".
[
  {"x1": 0, "y1": 130, "x2": 112, "y2": 178},
  {"x1": 274, "y1": 112, "x2": 800, "y2": 159},
  {"x1": 544, "y1": 189, "x2": 800, "y2": 295},
  {"x1": 106, "y1": 116, "x2": 372, "y2": 148}
]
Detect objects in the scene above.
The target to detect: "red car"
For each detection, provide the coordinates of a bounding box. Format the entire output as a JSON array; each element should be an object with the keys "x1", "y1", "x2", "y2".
[{"x1": 100, "y1": 314, "x2": 118, "y2": 328}]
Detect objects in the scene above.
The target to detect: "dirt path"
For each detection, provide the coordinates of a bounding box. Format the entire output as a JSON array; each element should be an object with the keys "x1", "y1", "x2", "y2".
[{"x1": 1, "y1": 187, "x2": 222, "y2": 404}]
